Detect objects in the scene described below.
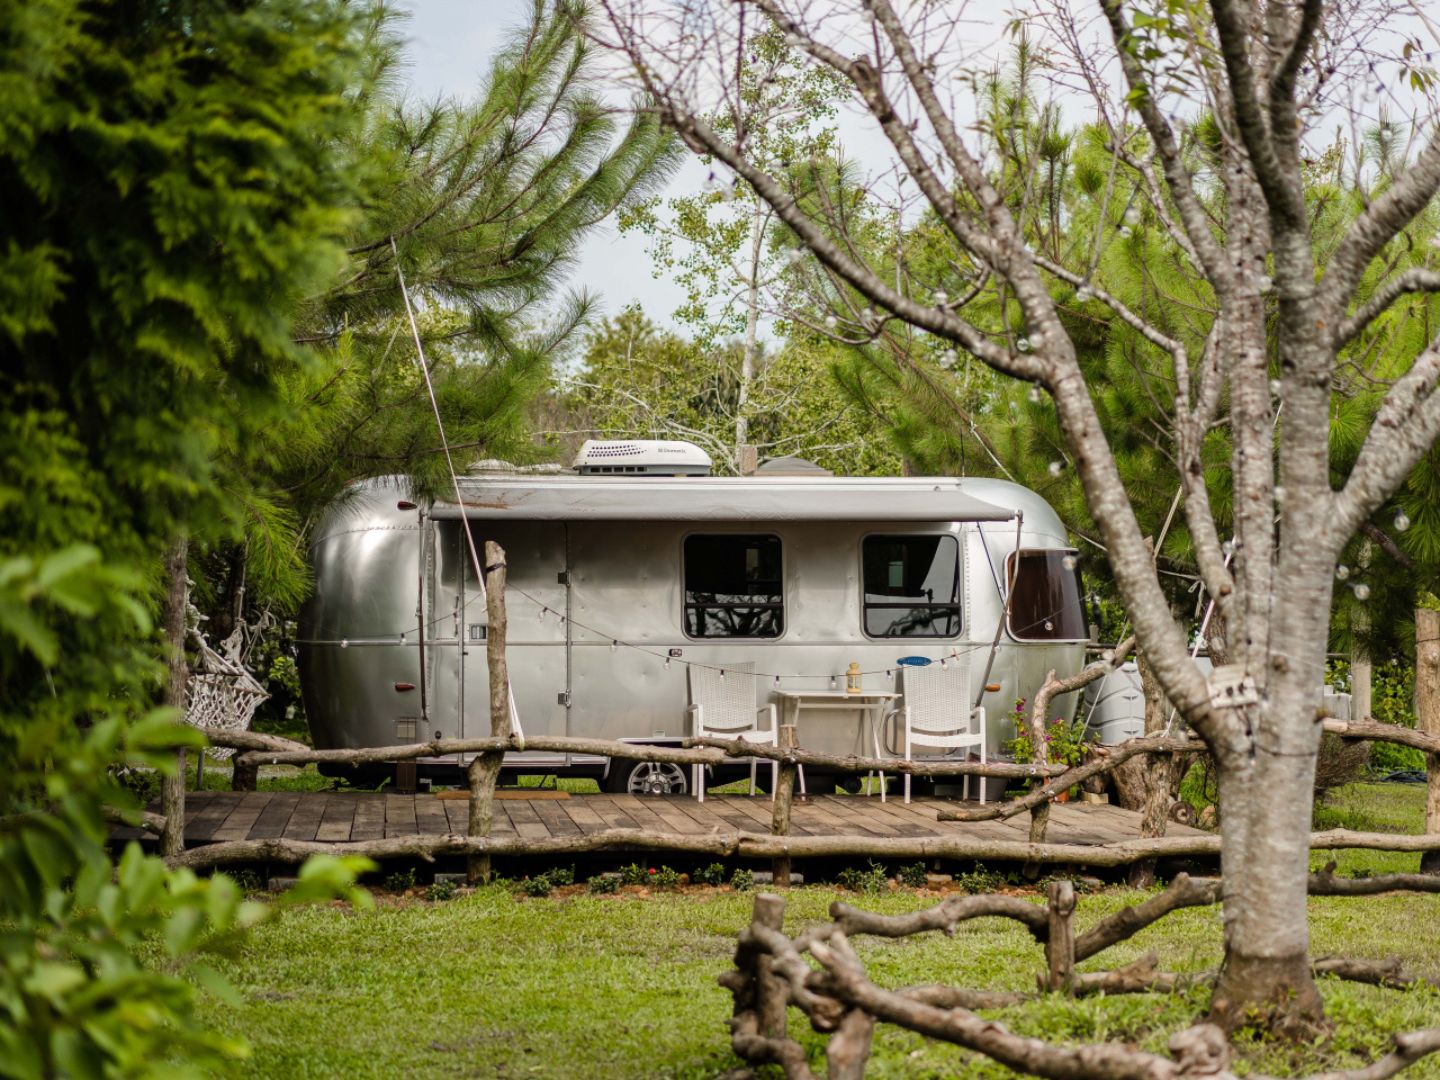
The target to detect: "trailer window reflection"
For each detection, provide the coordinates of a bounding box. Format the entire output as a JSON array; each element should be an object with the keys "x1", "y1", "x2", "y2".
[
  {"x1": 1006, "y1": 550, "x2": 1087, "y2": 641},
  {"x1": 862, "y1": 535, "x2": 961, "y2": 638},
  {"x1": 684, "y1": 534, "x2": 784, "y2": 638}
]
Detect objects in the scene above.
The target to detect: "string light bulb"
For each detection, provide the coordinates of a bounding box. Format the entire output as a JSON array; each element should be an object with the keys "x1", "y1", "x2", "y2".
[
  {"x1": 824, "y1": 314, "x2": 837, "y2": 329},
  {"x1": 1336, "y1": 564, "x2": 1350, "y2": 580},
  {"x1": 1062, "y1": 554, "x2": 1077, "y2": 571},
  {"x1": 1048, "y1": 460, "x2": 1063, "y2": 477},
  {"x1": 340, "y1": 639, "x2": 349, "y2": 649},
  {"x1": 1354, "y1": 583, "x2": 1371, "y2": 601},
  {"x1": 664, "y1": 656, "x2": 671, "y2": 670},
  {"x1": 1027, "y1": 383, "x2": 1043, "y2": 402},
  {"x1": 1395, "y1": 510, "x2": 1412, "y2": 532},
  {"x1": 830, "y1": 676, "x2": 838, "y2": 689},
  {"x1": 719, "y1": 669, "x2": 726, "y2": 681},
  {"x1": 611, "y1": 640, "x2": 618, "y2": 652}
]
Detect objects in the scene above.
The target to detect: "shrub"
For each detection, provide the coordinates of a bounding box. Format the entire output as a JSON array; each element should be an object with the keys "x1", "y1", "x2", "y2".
[
  {"x1": 1314, "y1": 732, "x2": 1370, "y2": 800},
  {"x1": 226, "y1": 868, "x2": 265, "y2": 894},
  {"x1": 618, "y1": 863, "x2": 649, "y2": 886},
  {"x1": 837, "y1": 860, "x2": 890, "y2": 894},
  {"x1": 730, "y1": 868, "x2": 755, "y2": 891},
  {"x1": 694, "y1": 862, "x2": 728, "y2": 886},
  {"x1": 651, "y1": 866, "x2": 682, "y2": 889},
  {"x1": 955, "y1": 863, "x2": 1004, "y2": 894},
  {"x1": 520, "y1": 875, "x2": 553, "y2": 898},
  {"x1": 1371, "y1": 738, "x2": 1425, "y2": 774},
  {"x1": 425, "y1": 879, "x2": 458, "y2": 902},
  {"x1": 384, "y1": 868, "x2": 418, "y2": 892},
  {"x1": 897, "y1": 863, "x2": 929, "y2": 888},
  {"x1": 587, "y1": 873, "x2": 620, "y2": 894},
  {"x1": 547, "y1": 867, "x2": 575, "y2": 887}
]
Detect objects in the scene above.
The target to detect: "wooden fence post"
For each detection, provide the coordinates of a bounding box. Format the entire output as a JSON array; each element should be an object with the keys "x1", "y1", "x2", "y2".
[
  {"x1": 1043, "y1": 879, "x2": 1076, "y2": 993},
  {"x1": 770, "y1": 724, "x2": 798, "y2": 886},
  {"x1": 753, "y1": 892, "x2": 788, "y2": 1040},
  {"x1": 468, "y1": 541, "x2": 508, "y2": 884},
  {"x1": 160, "y1": 535, "x2": 188, "y2": 858},
  {"x1": 1419, "y1": 606, "x2": 1440, "y2": 874}
]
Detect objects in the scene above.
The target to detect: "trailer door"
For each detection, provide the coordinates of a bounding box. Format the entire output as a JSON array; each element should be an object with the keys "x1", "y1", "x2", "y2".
[{"x1": 456, "y1": 522, "x2": 570, "y2": 754}]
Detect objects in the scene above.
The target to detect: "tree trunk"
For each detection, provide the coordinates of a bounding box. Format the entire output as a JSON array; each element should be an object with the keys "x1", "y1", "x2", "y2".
[
  {"x1": 734, "y1": 200, "x2": 763, "y2": 464},
  {"x1": 1351, "y1": 541, "x2": 1374, "y2": 722},
  {"x1": 159, "y1": 536, "x2": 189, "y2": 859},
  {"x1": 1207, "y1": 709, "x2": 1325, "y2": 1035},
  {"x1": 1127, "y1": 651, "x2": 1174, "y2": 888},
  {"x1": 1418, "y1": 606, "x2": 1440, "y2": 875},
  {"x1": 468, "y1": 540, "x2": 508, "y2": 884}
]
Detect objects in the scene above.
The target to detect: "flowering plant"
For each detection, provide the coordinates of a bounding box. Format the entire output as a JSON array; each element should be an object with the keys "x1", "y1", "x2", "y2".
[{"x1": 1043, "y1": 716, "x2": 1092, "y2": 767}]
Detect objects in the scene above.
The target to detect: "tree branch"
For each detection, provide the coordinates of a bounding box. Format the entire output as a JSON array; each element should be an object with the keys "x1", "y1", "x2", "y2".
[{"x1": 1334, "y1": 268, "x2": 1440, "y2": 347}]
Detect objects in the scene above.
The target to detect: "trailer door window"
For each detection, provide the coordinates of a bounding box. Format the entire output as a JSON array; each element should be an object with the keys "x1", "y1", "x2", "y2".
[
  {"x1": 684, "y1": 534, "x2": 784, "y2": 638},
  {"x1": 862, "y1": 535, "x2": 961, "y2": 638},
  {"x1": 1006, "y1": 550, "x2": 1087, "y2": 641}
]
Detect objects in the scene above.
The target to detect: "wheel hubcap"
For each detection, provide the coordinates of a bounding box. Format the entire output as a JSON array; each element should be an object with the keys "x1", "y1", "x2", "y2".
[{"x1": 627, "y1": 762, "x2": 686, "y2": 796}]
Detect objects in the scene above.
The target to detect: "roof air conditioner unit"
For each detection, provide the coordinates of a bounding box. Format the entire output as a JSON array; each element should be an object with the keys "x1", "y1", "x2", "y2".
[{"x1": 572, "y1": 439, "x2": 713, "y2": 476}]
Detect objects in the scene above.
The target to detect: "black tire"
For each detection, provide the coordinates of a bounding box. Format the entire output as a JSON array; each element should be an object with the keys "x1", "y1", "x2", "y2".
[{"x1": 605, "y1": 758, "x2": 691, "y2": 796}]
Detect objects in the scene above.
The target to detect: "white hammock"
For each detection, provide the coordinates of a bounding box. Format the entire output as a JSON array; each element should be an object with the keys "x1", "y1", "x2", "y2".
[{"x1": 184, "y1": 615, "x2": 268, "y2": 759}]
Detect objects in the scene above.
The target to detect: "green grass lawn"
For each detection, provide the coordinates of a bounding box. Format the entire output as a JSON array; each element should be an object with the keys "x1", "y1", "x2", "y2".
[{"x1": 192, "y1": 782, "x2": 1440, "y2": 1079}]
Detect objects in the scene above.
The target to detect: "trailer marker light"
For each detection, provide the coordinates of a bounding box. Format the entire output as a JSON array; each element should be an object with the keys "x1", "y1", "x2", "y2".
[
  {"x1": 984, "y1": 683, "x2": 1002, "y2": 692},
  {"x1": 397, "y1": 500, "x2": 417, "y2": 510},
  {"x1": 394, "y1": 682, "x2": 416, "y2": 692}
]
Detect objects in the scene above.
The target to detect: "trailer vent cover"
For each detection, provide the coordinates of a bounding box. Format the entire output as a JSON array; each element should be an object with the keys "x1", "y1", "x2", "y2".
[{"x1": 572, "y1": 439, "x2": 712, "y2": 476}]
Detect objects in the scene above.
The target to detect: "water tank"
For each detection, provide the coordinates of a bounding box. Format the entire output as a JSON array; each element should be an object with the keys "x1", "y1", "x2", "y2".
[{"x1": 1081, "y1": 661, "x2": 1145, "y2": 744}]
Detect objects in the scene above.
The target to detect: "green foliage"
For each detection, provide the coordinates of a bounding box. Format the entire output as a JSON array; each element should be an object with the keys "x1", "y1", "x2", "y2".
[
  {"x1": 1042, "y1": 716, "x2": 1093, "y2": 768},
  {"x1": 384, "y1": 868, "x2": 418, "y2": 893},
  {"x1": 559, "y1": 306, "x2": 899, "y2": 475},
  {"x1": 896, "y1": 863, "x2": 929, "y2": 888},
  {"x1": 650, "y1": 866, "x2": 682, "y2": 890},
  {"x1": 729, "y1": 868, "x2": 755, "y2": 891},
  {"x1": 618, "y1": 862, "x2": 650, "y2": 887},
  {"x1": 425, "y1": 878, "x2": 459, "y2": 903},
  {"x1": 954, "y1": 863, "x2": 1006, "y2": 895},
  {"x1": 519, "y1": 866, "x2": 575, "y2": 897},
  {"x1": 694, "y1": 862, "x2": 729, "y2": 886},
  {"x1": 0, "y1": 0, "x2": 377, "y2": 1073},
  {"x1": 836, "y1": 860, "x2": 890, "y2": 894},
  {"x1": 586, "y1": 873, "x2": 620, "y2": 894}
]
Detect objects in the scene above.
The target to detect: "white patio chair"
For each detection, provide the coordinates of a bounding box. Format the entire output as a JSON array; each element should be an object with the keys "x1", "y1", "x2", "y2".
[
  {"x1": 686, "y1": 662, "x2": 780, "y2": 803},
  {"x1": 888, "y1": 664, "x2": 987, "y2": 805}
]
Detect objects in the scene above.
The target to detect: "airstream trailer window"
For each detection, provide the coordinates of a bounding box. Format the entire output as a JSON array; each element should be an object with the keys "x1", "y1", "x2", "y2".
[
  {"x1": 683, "y1": 534, "x2": 784, "y2": 638},
  {"x1": 1005, "y1": 550, "x2": 1087, "y2": 641},
  {"x1": 861, "y1": 535, "x2": 961, "y2": 638}
]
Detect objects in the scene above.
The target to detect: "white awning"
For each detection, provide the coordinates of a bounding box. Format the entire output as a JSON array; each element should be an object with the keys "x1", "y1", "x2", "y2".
[{"x1": 429, "y1": 475, "x2": 1017, "y2": 523}]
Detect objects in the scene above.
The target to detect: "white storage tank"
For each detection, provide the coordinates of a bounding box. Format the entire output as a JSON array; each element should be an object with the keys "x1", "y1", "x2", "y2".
[{"x1": 1081, "y1": 661, "x2": 1145, "y2": 744}]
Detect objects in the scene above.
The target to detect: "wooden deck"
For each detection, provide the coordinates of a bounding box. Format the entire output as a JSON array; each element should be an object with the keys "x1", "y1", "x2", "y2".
[{"x1": 116, "y1": 790, "x2": 1206, "y2": 855}]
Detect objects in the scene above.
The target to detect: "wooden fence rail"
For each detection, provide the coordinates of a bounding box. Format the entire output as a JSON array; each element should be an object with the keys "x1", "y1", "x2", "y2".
[
  {"x1": 724, "y1": 881, "x2": 1440, "y2": 1080},
  {"x1": 139, "y1": 713, "x2": 1440, "y2": 879},
  {"x1": 147, "y1": 542, "x2": 1440, "y2": 880}
]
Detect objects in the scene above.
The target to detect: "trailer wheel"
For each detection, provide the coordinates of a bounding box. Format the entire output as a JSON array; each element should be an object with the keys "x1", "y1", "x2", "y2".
[{"x1": 607, "y1": 760, "x2": 690, "y2": 796}]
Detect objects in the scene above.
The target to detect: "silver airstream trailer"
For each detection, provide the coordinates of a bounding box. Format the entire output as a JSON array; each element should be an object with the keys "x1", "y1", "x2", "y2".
[{"x1": 297, "y1": 441, "x2": 1089, "y2": 793}]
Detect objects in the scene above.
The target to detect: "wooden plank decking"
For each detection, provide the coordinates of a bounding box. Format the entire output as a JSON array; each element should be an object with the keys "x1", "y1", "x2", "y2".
[{"x1": 114, "y1": 790, "x2": 1207, "y2": 855}]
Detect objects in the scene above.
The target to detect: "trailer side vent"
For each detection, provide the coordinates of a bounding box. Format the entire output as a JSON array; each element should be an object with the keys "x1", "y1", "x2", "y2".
[{"x1": 572, "y1": 439, "x2": 712, "y2": 476}]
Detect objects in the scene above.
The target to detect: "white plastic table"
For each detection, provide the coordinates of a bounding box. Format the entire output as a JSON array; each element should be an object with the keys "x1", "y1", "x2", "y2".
[{"x1": 774, "y1": 690, "x2": 898, "y2": 801}]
